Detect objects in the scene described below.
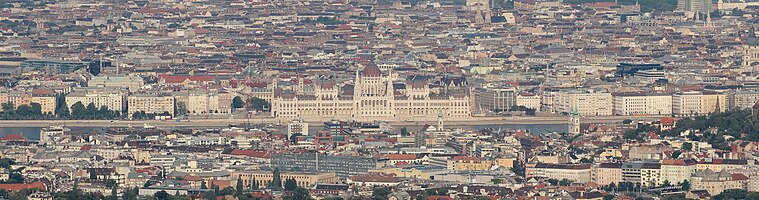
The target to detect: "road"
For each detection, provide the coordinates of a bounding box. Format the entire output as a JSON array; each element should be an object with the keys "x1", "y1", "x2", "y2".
[{"x1": 0, "y1": 115, "x2": 664, "y2": 128}]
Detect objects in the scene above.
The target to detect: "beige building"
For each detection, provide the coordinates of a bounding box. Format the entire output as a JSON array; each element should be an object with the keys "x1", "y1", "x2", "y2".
[
  {"x1": 526, "y1": 163, "x2": 592, "y2": 183},
  {"x1": 640, "y1": 163, "x2": 662, "y2": 187},
  {"x1": 691, "y1": 169, "x2": 749, "y2": 196},
  {"x1": 661, "y1": 159, "x2": 696, "y2": 185},
  {"x1": 0, "y1": 89, "x2": 31, "y2": 110},
  {"x1": 516, "y1": 93, "x2": 541, "y2": 110},
  {"x1": 613, "y1": 93, "x2": 672, "y2": 115},
  {"x1": 31, "y1": 89, "x2": 57, "y2": 115},
  {"x1": 727, "y1": 90, "x2": 759, "y2": 111},
  {"x1": 553, "y1": 90, "x2": 613, "y2": 116},
  {"x1": 127, "y1": 93, "x2": 174, "y2": 117},
  {"x1": 65, "y1": 88, "x2": 126, "y2": 112},
  {"x1": 593, "y1": 163, "x2": 622, "y2": 186},
  {"x1": 231, "y1": 171, "x2": 339, "y2": 189},
  {"x1": 447, "y1": 156, "x2": 493, "y2": 171},
  {"x1": 672, "y1": 91, "x2": 726, "y2": 115},
  {"x1": 88, "y1": 75, "x2": 144, "y2": 92},
  {"x1": 271, "y1": 66, "x2": 471, "y2": 122},
  {"x1": 174, "y1": 90, "x2": 236, "y2": 115},
  {"x1": 696, "y1": 159, "x2": 747, "y2": 172},
  {"x1": 0, "y1": 89, "x2": 56, "y2": 114}
]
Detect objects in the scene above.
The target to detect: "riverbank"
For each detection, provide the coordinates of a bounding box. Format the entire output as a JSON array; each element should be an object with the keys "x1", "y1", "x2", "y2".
[{"x1": 0, "y1": 115, "x2": 663, "y2": 128}]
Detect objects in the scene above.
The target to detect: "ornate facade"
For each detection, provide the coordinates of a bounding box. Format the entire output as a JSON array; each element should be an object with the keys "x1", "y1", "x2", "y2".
[{"x1": 271, "y1": 65, "x2": 471, "y2": 122}]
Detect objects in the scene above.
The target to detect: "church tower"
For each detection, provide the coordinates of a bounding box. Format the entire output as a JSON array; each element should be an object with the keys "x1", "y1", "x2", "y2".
[{"x1": 568, "y1": 107, "x2": 580, "y2": 135}]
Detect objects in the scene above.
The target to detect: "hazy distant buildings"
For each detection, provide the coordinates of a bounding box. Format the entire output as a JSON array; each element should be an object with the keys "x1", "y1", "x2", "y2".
[
  {"x1": 271, "y1": 153, "x2": 378, "y2": 178},
  {"x1": 677, "y1": 0, "x2": 713, "y2": 14},
  {"x1": 475, "y1": 87, "x2": 517, "y2": 112}
]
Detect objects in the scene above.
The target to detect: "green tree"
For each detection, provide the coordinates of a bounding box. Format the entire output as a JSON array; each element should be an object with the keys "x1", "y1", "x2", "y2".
[
  {"x1": 71, "y1": 101, "x2": 86, "y2": 119},
  {"x1": 89, "y1": 168, "x2": 97, "y2": 180},
  {"x1": 284, "y1": 178, "x2": 297, "y2": 191},
  {"x1": 547, "y1": 179, "x2": 559, "y2": 186},
  {"x1": 372, "y1": 187, "x2": 392, "y2": 200},
  {"x1": 247, "y1": 97, "x2": 270, "y2": 111},
  {"x1": 1, "y1": 102, "x2": 14, "y2": 116},
  {"x1": 236, "y1": 176, "x2": 243, "y2": 196},
  {"x1": 270, "y1": 168, "x2": 282, "y2": 189},
  {"x1": 200, "y1": 180, "x2": 207, "y2": 189},
  {"x1": 175, "y1": 101, "x2": 188, "y2": 116},
  {"x1": 681, "y1": 142, "x2": 692, "y2": 151},
  {"x1": 603, "y1": 195, "x2": 614, "y2": 200},
  {"x1": 289, "y1": 187, "x2": 312, "y2": 200},
  {"x1": 232, "y1": 96, "x2": 244, "y2": 109},
  {"x1": 559, "y1": 179, "x2": 572, "y2": 186},
  {"x1": 671, "y1": 151, "x2": 681, "y2": 159},
  {"x1": 622, "y1": 119, "x2": 633, "y2": 124},
  {"x1": 512, "y1": 161, "x2": 525, "y2": 176},
  {"x1": 400, "y1": 127, "x2": 409, "y2": 135},
  {"x1": 154, "y1": 190, "x2": 170, "y2": 200},
  {"x1": 679, "y1": 180, "x2": 690, "y2": 191},
  {"x1": 57, "y1": 100, "x2": 70, "y2": 118},
  {"x1": 86, "y1": 102, "x2": 98, "y2": 118}
]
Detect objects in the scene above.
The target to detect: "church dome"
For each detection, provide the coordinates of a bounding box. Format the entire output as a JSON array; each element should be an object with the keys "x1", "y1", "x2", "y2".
[{"x1": 363, "y1": 65, "x2": 382, "y2": 77}]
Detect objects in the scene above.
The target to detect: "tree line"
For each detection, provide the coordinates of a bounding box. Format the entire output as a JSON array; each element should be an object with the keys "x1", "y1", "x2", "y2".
[{"x1": 1, "y1": 95, "x2": 265, "y2": 120}]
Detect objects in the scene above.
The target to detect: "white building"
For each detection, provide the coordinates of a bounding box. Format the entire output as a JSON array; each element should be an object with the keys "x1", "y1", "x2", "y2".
[
  {"x1": 516, "y1": 93, "x2": 541, "y2": 110},
  {"x1": 613, "y1": 93, "x2": 672, "y2": 115},
  {"x1": 553, "y1": 90, "x2": 613, "y2": 116}
]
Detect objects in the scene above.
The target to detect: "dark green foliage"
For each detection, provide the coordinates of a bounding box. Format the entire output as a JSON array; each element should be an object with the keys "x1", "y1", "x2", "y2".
[
  {"x1": 232, "y1": 96, "x2": 245, "y2": 109},
  {"x1": 301, "y1": 17, "x2": 346, "y2": 25},
  {"x1": 236, "y1": 176, "x2": 244, "y2": 196},
  {"x1": 662, "y1": 109, "x2": 759, "y2": 149},
  {"x1": 509, "y1": 106, "x2": 536, "y2": 116},
  {"x1": 270, "y1": 168, "x2": 282, "y2": 189},
  {"x1": 712, "y1": 189, "x2": 759, "y2": 200},
  {"x1": 246, "y1": 97, "x2": 271, "y2": 111},
  {"x1": 284, "y1": 178, "x2": 298, "y2": 191},
  {"x1": 372, "y1": 187, "x2": 392, "y2": 200},
  {"x1": 286, "y1": 187, "x2": 312, "y2": 200}
]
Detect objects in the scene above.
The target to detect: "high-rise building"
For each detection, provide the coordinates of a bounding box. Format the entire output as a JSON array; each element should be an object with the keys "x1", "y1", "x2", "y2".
[{"x1": 677, "y1": 0, "x2": 713, "y2": 14}]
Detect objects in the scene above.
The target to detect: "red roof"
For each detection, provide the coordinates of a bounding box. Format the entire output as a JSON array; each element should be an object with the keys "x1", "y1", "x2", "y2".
[
  {"x1": 159, "y1": 74, "x2": 214, "y2": 84},
  {"x1": 32, "y1": 89, "x2": 56, "y2": 95},
  {"x1": 0, "y1": 182, "x2": 45, "y2": 191},
  {"x1": 229, "y1": 149, "x2": 270, "y2": 158},
  {"x1": 385, "y1": 154, "x2": 416, "y2": 160},
  {"x1": 0, "y1": 134, "x2": 26, "y2": 141},
  {"x1": 731, "y1": 173, "x2": 749, "y2": 181}
]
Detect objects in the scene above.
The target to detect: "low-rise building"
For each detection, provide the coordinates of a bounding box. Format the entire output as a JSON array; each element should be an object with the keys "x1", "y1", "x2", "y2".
[
  {"x1": 526, "y1": 163, "x2": 592, "y2": 183},
  {"x1": 691, "y1": 169, "x2": 749, "y2": 196}
]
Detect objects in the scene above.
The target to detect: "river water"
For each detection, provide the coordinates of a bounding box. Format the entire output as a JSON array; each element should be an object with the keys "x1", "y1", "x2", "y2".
[{"x1": 0, "y1": 124, "x2": 567, "y2": 141}]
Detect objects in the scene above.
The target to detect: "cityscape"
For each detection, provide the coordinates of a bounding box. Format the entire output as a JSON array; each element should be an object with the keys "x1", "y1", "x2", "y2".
[{"x1": 0, "y1": 0, "x2": 758, "y2": 200}]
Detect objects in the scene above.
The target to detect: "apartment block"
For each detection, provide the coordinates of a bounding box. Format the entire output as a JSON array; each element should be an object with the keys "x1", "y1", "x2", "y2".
[
  {"x1": 613, "y1": 93, "x2": 672, "y2": 115},
  {"x1": 672, "y1": 91, "x2": 726, "y2": 115},
  {"x1": 526, "y1": 163, "x2": 592, "y2": 183},
  {"x1": 65, "y1": 88, "x2": 127, "y2": 112},
  {"x1": 127, "y1": 93, "x2": 175, "y2": 117},
  {"x1": 553, "y1": 90, "x2": 613, "y2": 116}
]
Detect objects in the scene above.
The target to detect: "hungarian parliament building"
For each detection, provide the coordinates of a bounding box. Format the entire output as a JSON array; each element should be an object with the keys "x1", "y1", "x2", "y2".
[{"x1": 270, "y1": 65, "x2": 472, "y2": 122}]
